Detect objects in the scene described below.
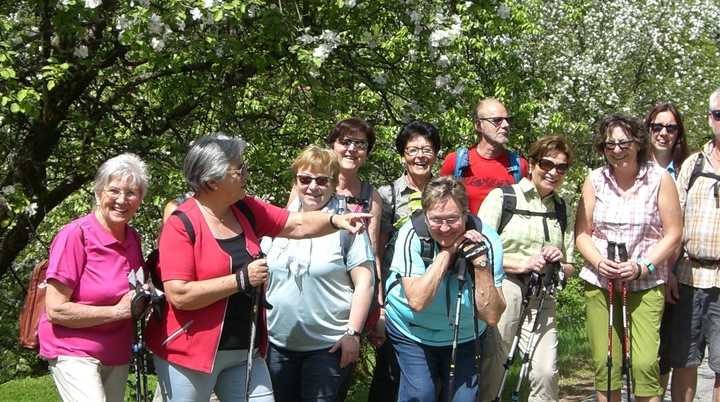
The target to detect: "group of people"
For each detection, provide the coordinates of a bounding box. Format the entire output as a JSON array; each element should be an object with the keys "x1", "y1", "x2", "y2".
[{"x1": 35, "y1": 87, "x2": 720, "y2": 402}]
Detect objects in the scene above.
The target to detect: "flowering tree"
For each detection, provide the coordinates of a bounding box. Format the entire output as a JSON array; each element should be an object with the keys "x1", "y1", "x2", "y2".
[{"x1": 0, "y1": 0, "x2": 533, "y2": 286}]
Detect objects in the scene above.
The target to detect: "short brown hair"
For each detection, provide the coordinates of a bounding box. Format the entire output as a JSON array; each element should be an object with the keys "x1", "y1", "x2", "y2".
[
  {"x1": 528, "y1": 135, "x2": 575, "y2": 167},
  {"x1": 291, "y1": 145, "x2": 339, "y2": 188},
  {"x1": 594, "y1": 112, "x2": 649, "y2": 165},
  {"x1": 326, "y1": 117, "x2": 376, "y2": 153}
]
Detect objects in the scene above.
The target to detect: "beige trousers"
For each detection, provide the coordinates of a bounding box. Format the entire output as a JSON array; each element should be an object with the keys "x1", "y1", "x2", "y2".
[{"x1": 481, "y1": 274, "x2": 559, "y2": 402}]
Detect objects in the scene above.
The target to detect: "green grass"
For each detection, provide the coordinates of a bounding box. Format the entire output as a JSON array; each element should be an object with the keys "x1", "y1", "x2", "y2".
[{"x1": 0, "y1": 374, "x2": 157, "y2": 402}]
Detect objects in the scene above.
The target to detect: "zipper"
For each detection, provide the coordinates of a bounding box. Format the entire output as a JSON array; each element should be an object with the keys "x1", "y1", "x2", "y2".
[{"x1": 162, "y1": 320, "x2": 193, "y2": 346}]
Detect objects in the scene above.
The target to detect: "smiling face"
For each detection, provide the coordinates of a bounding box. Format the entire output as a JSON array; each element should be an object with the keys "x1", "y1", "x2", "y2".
[
  {"x1": 295, "y1": 167, "x2": 334, "y2": 212},
  {"x1": 425, "y1": 195, "x2": 466, "y2": 248},
  {"x1": 530, "y1": 151, "x2": 569, "y2": 198},
  {"x1": 402, "y1": 135, "x2": 437, "y2": 180},
  {"x1": 603, "y1": 126, "x2": 638, "y2": 170},
  {"x1": 650, "y1": 111, "x2": 678, "y2": 158},
  {"x1": 95, "y1": 176, "x2": 142, "y2": 232},
  {"x1": 332, "y1": 131, "x2": 368, "y2": 174}
]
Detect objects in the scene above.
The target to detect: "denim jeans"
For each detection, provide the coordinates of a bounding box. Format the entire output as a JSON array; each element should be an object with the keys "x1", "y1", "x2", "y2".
[
  {"x1": 386, "y1": 320, "x2": 484, "y2": 402},
  {"x1": 266, "y1": 343, "x2": 355, "y2": 402},
  {"x1": 153, "y1": 350, "x2": 273, "y2": 402}
]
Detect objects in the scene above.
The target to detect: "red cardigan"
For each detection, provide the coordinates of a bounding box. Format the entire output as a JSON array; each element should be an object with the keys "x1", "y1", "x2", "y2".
[{"x1": 146, "y1": 196, "x2": 289, "y2": 373}]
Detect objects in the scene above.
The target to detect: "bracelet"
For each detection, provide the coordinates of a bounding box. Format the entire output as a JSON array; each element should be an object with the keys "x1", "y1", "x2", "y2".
[
  {"x1": 636, "y1": 258, "x2": 655, "y2": 273},
  {"x1": 329, "y1": 214, "x2": 340, "y2": 230},
  {"x1": 632, "y1": 262, "x2": 643, "y2": 280}
]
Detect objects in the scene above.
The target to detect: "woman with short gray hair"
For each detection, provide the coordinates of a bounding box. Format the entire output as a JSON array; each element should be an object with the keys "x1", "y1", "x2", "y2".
[
  {"x1": 39, "y1": 153, "x2": 149, "y2": 402},
  {"x1": 146, "y1": 134, "x2": 371, "y2": 401}
]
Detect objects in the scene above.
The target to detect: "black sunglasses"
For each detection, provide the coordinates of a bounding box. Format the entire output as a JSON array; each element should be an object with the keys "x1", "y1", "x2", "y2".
[
  {"x1": 336, "y1": 136, "x2": 369, "y2": 150},
  {"x1": 296, "y1": 175, "x2": 332, "y2": 186},
  {"x1": 537, "y1": 158, "x2": 570, "y2": 174},
  {"x1": 476, "y1": 116, "x2": 513, "y2": 126},
  {"x1": 711, "y1": 110, "x2": 720, "y2": 121},
  {"x1": 650, "y1": 123, "x2": 679, "y2": 134}
]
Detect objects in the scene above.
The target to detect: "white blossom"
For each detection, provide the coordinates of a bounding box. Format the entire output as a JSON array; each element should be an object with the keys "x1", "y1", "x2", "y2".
[
  {"x1": 190, "y1": 8, "x2": 202, "y2": 21},
  {"x1": 216, "y1": 47, "x2": 224, "y2": 57},
  {"x1": 498, "y1": 5, "x2": 511, "y2": 19},
  {"x1": 85, "y1": 0, "x2": 102, "y2": 9},
  {"x1": 73, "y1": 45, "x2": 89, "y2": 58},
  {"x1": 148, "y1": 14, "x2": 164, "y2": 34},
  {"x1": 203, "y1": 0, "x2": 214, "y2": 9},
  {"x1": 2, "y1": 185, "x2": 14, "y2": 195},
  {"x1": 25, "y1": 203, "x2": 38, "y2": 217},
  {"x1": 151, "y1": 37, "x2": 165, "y2": 51},
  {"x1": 437, "y1": 55, "x2": 450, "y2": 67},
  {"x1": 344, "y1": 0, "x2": 356, "y2": 7}
]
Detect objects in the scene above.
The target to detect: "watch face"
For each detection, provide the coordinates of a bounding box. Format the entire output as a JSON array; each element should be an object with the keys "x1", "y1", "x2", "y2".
[{"x1": 346, "y1": 328, "x2": 359, "y2": 336}]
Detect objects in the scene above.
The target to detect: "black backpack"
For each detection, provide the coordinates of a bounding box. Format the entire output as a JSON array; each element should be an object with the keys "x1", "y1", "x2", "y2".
[{"x1": 496, "y1": 185, "x2": 567, "y2": 242}]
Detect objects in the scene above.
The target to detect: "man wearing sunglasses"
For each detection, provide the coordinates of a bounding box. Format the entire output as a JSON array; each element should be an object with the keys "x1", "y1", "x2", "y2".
[
  {"x1": 671, "y1": 86, "x2": 720, "y2": 402},
  {"x1": 440, "y1": 98, "x2": 529, "y2": 214}
]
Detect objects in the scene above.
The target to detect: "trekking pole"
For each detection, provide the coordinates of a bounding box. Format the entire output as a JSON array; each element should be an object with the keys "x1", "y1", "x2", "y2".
[
  {"x1": 471, "y1": 268, "x2": 482, "y2": 402},
  {"x1": 607, "y1": 241, "x2": 616, "y2": 402},
  {"x1": 510, "y1": 276, "x2": 548, "y2": 402},
  {"x1": 245, "y1": 286, "x2": 261, "y2": 402},
  {"x1": 448, "y1": 256, "x2": 469, "y2": 401},
  {"x1": 132, "y1": 317, "x2": 143, "y2": 402},
  {"x1": 492, "y1": 273, "x2": 539, "y2": 402},
  {"x1": 618, "y1": 243, "x2": 632, "y2": 401},
  {"x1": 244, "y1": 253, "x2": 265, "y2": 402}
]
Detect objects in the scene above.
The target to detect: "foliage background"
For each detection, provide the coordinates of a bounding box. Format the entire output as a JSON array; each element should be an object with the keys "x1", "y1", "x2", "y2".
[{"x1": 1, "y1": 0, "x2": 719, "y2": 384}]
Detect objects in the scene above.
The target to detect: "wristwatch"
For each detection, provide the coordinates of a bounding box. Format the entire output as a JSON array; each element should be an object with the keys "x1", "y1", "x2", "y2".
[
  {"x1": 476, "y1": 258, "x2": 488, "y2": 268},
  {"x1": 346, "y1": 327, "x2": 361, "y2": 337}
]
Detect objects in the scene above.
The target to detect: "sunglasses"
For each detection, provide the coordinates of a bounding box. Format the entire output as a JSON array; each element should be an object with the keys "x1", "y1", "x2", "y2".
[
  {"x1": 336, "y1": 136, "x2": 369, "y2": 150},
  {"x1": 602, "y1": 139, "x2": 634, "y2": 151},
  {"x1": 296, "y1": 175, "x2": 332, "y2": 186},
  {"x1": 537, "y1": 158, "x2": 570, "y2": 174},
  {"x1": 711, "y1": 110, "x2": 720, "y2": 121},
  {"x1": 650, "y1": 123, "x2": 679, "y2": 134},
  {"x1": 476, "y1": 116, "x2": 513, "y2": 127}
]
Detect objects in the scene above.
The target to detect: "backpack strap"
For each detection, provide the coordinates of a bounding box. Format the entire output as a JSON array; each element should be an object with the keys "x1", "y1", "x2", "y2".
[
  {"x1": 453, "y1": 147, "x2": 469, "y2": 179},
  {"x1": 686, "y1": 152, "x2": 720, "y2": 195},
  {"x1": 234, "y1": 199, "x2": 256, "y2": 231},
  {"x1": 340, "y1": 181, "x2": 374, "y2": 213},
  {"x1": 171, "y1": 210, "x2": 196, "y2": 244},
  {"x1": 507, "y1": 150, "x2": 522, "y2": 183},
  {"x1": 339, "y1": 230, "x2": 353, "y2": 265},
  {"x1": 498, "y1": 185, "x2": 516, "y2": 235},
  {"x1": 497, "y1": 185, "x2": 566, "y2": 241},
  {"x1": 410, "y1": 209, "x2": 434, "y2": 268}
]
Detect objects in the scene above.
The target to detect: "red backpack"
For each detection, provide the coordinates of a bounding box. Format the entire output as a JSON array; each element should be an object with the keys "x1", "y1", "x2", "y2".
[{"x1": 18, "y1": 260, "x2": 50, "y2": 350}]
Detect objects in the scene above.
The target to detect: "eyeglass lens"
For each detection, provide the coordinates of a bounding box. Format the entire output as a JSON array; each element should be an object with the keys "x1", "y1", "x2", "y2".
[
  {"x1": 537, "y1": 159, "x2": 569, "y2": 174},
  {"x1": 602, "y1": 140, "x2": 633, "y2": 151},
  {"x1": 711, "y1": 110, "x2": 720, "y2": 121},
  {"x1": 405, "y1": 147, "x2": 435, "y2": 157},
  {"x1": 297, "y1": 175, "x2": 331, "y2": 186},
  {"x1": 337, "y1": 136, "x2": 369, "y2": 150},
  {"x1": 650, "y1": 123, "x2": 679, "y2": 134},
  {"x1": 479, "y1": 116, "x2": 513, "y2": 126}
]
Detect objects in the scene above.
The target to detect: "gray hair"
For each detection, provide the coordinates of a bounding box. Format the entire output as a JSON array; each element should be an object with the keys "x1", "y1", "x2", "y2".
[
  {"x1": 183, "y1": 134, "x2": 247, "y2": 194},
  {"x1": 710, "y1": 87, "x2": 720, "y2": 110},
  {"x1": 421, "y1": 176, "x2": 469, "y2": 213},
  {"x1": 93, "y1": 153, "x2": 149, "y2": 198}
]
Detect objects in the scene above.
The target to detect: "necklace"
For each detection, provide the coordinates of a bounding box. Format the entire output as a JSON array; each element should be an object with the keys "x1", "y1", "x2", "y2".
[{"x1": 198, "y1": 201, "x2": 226, "y2": 222}]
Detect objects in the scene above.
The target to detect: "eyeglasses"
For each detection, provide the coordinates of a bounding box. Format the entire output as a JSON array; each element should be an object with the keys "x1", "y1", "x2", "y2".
[
  {"x1": 104, "y1": 188, "x2": 140, "y2": 201},
  {"x1": 601, "y1": 140, "x2": 634, "y2": 151},
  {"x1": 711, "y1": 110, "x2": 720, "y2": 121},
  {"x1": 650, "y1": 123, "x2": 679, "y2": 134},
  {"x1": 404, "y1": 147, "x2": 435, "y2": 157},
  {"x1": 226, "y1": 163, "x2": 248, "y2": 176},
  {"x1": 537, "y1": 158, "x2": 570, "y2": 174},
  {"x1": 476, "y1": 116, "x2": 513, "y2": 127},
  {"x1": 426, "y1": 215, "x2": 463, "y2": 228},
  {"x1": 296, "y1": 175, "x2": 333, "y2": 186},
  {"x1": 336, "y1": 136, "x2": 369, "y2": 150}
]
